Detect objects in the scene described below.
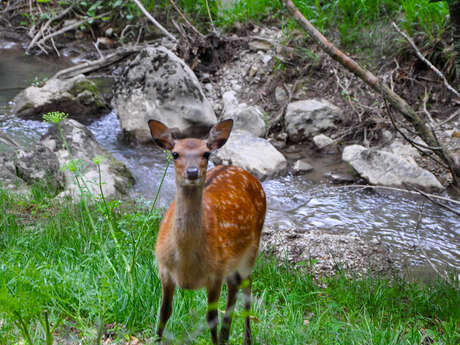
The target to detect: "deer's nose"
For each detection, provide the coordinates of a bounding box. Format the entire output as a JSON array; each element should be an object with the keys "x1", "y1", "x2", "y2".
[{"x1": 186, "y1": 167, "x2": 199, "y2": 180}]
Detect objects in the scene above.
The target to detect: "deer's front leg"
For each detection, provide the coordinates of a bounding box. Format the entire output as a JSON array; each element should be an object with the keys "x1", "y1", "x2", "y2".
[
  {"x1": 156, "y1": 276, "x2": 175, "y2": 343},
  {"x1": 206, "y1": 279, "x2": 223, "y2": 345}
]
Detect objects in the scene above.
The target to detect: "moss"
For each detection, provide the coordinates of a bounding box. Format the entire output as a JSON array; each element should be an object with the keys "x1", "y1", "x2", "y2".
[
  {"x1": 70, "y1": 79, "x2": 109, "y2": 111},
  {"x1": 69, "y1": 79, "x2": 99, "y2": 97}
]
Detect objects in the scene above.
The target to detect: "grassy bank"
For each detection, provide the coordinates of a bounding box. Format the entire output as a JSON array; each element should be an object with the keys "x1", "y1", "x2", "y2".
[{"x1": 0, "y1": 185, "x2": 458, "y2": 345}]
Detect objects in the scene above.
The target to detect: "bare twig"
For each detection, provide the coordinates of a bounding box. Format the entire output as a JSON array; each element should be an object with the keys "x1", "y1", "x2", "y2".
[
  {"x1": 333, "y1": 68, "x2": 364, "y2": 122},
  {"x1": 205, "y1": 0, "x2": 216, "y2": 33},
  {"x1": 136, "y1": 24, "x2": 144, "y2": 45},
  {"x1": 422, "y1": 88, "x2": 435, "y2": 125},
  {"x1": 132, "y1": 0, "x2": 177, "y2": 41},
  {"x1": 50, "y1": 36, "x2": 60, "y2": 56},
  {"x1": 413, "y1": 203, "x2": 450, "y2": 281},
  {"x1": 93, "y1": 40, "x2": 104, "y2": 59},
  {"x1": 415, "y1": 188, "x2": 460, "y2": 217},
  {"x1": 26, "y1": 2, "x2": 76, "y2": 53},
  {"x1": 436, "y1": 108, "x2": 460, "y2": 127},
  {"x1": 53, "y1": 46, "x2": 141, "y2": 79},
  {"x1": 392, "y1": 22, "x2": 460, "y2": 98},
  {"x1": 268, "y1": 80, "x2": 299, "y2": 131},
  {"x1": 120, "y1": 24, "x2": 136, "y2": 41},
  {"x1": 334, "y1": 184, "x2": 460, "y2": 206},
  {"x1": 383, "y1": 96, "x2": 449, "y2": 169},
  {"x1": 169, "y1": 0, "x2": 205, "y2": 39},
  {"x1": 34, "y1": 17, "x2": 92, "y2": 49}
]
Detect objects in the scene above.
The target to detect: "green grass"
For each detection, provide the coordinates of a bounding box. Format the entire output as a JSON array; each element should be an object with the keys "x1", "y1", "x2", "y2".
[
  {"x1": 166, "y1": 0, "x2": 449, "y2": 49},
  {"x1": 27, "y1": 0, "x2": 451, "y2": 51},
  {"x1": 0, "y1": 185, "x2": 458, "y2": 344}
]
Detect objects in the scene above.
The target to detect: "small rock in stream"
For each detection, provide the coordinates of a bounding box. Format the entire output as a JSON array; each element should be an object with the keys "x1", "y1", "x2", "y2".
[{"x1": 292, "y1": 159, "x2": 313, "y2": 174}]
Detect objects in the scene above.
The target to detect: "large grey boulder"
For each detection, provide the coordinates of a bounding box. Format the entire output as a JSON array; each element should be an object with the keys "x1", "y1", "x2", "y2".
[
  {"x1": 285, "y1": 99, "x2": 342, "y2": 142},
  {"x1": 0, "y1": 145, "x2": 63, "y2": 195},
  {"x1": 211, "y1": 130, "x2": 287, "y2": 180},
  {"x1": 0, "y1": 153, "x2": 30, "y2": 194},
  {"x1": 222, "y1": 91, "x2": 266, "y2": 137},
  {"x1": 0, "y1": 129, "x2": 63, "y2": 195},
  {"x1": 112, "y1": 46, "x2": 217, "y2": 143},
  {"x1": 10, "y1": 74, "x2": 109, "y2": 122},
  {"x1": 342, "y1": 144, "x2": 443, "y2": 191},
  {"x1": 41, "y1": 119, "x2": 134, "y2": 199},
  {"x1": 15, "y1": 144, "x2": 65, "y2": 190}
]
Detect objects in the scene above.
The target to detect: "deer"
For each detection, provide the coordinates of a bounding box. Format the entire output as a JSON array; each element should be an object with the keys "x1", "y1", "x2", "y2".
[{"x1": 148, "y1": 119, "x2": 266, "y2": 345}]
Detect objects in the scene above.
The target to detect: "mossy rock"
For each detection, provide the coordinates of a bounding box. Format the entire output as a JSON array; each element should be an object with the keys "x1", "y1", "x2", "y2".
[{"x1": 11, "y1": 74, "x2": 110, "y2": 123}]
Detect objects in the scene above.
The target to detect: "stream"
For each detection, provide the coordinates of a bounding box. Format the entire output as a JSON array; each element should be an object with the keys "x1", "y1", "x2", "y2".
[{"x1": 0, "y1": 46, "x2": 459, "y2": 279}]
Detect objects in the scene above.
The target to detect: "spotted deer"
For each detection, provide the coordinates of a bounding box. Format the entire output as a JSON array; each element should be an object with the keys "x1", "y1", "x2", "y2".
[{"x1": 148, "y1": 119, "x2": 266, "y2": 345}]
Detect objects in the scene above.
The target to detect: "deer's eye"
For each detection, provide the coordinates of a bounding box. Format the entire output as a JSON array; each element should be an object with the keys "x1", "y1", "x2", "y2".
[
  {"x1": 172, "y1": 152, "x2": 179, "y2": 160},
  {"x1": 203, "y1": 152, "x2": 211, "y2": 160}
]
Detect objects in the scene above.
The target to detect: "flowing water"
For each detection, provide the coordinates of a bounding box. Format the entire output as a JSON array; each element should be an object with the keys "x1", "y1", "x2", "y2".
[{"x1": 1, "y1": 46, "x2": 459, "y2": 278}]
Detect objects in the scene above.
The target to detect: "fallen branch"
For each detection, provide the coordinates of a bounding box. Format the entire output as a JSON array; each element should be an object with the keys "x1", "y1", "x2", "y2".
[
  {"x1": 26, "y1": 2, "x2": 75, "y2": 53},
  {"x1": 204, "y1": 0, "x2": 216, "y2": 33},
  {"x1": 413, "y1": 203, "x2": 449, "y2": 282},
  {"x1": 415, "y1": 188, "x2": 460, "y2": 217},
  {"x1": 392, "y1": 22, "x2": 460, "y2": 98},
  {"x1": 383, "y1": 96, "x2": 449, "y2": 169},
  {"x1": 53, "y1": 46, "x2": 141, "y2": 79},
  {"x1": 132, "y1": 0, "x2": 177, "y2": 41},
  {"x1": 268, "y1": 80, "x2": 299, "y2": 131},
  {"x1": 282, "y1": 0, "x2": 460, "y2": 187},
  {"x1": 334, "y1": 184, "x2": 460, "y2": 206},
  {"x1": 169, "y1": 0, "x2": 205, "y2": 39},
  {"x1": 34, "y1": 13, "x2": 110, "y2": 51},
  {"x1": 436, "y1": 108, "x2": 460, "y2": 127}
]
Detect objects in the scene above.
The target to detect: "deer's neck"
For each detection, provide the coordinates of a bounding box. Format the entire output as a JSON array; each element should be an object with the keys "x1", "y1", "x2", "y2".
[{"x1": 174, "y1": 186, "x2": 205, "y2": 240}]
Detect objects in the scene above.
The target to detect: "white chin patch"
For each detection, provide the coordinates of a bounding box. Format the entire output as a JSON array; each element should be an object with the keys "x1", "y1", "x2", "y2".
[{"x1": 182, "y1": 179, "x2": 201, "y2": 186}]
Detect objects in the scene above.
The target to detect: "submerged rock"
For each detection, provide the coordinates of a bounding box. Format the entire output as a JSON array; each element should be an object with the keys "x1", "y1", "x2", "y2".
[
  {"x1": 292, "y1": 159, "x2": 313, "y2": 174},
  {"x1": 10, "y1": 74, "x2": 109, "y2": 122},
  {"x1": 342, "y1": 144, "x2": 443, "y2": 192},
  {"x1": 112, "y1": 46, "x2": 217, "y2": 143},
  {"x1": 40, "y1": 119, "x2": 134, "y2": 199},
  {"x1": 285, "y1": 99, "x2": 342, "y2": 143},
  {"x1": 212, "y1": 130, "x2": 287, "y2": 180}
]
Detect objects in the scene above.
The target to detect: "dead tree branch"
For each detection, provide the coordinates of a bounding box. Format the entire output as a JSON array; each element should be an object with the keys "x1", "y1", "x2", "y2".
[
  {"x1": 26, "y1": 2, "x2": 76, "y2": 54},
  {"x1": 33, "y1": 15, "x2": 105, "y2": 52},
  {"x1": 132, "y1": 0, "x2": 177, "y2": 42},
  {"x1": 415, "y1": 189, "x2": 460, "y2": 217},
  {"x1": 383, "y1": 96, "x2": 448, "y2": 169},
  {"x1": 413, "y1": 203, "x2": 449, "y2": 282},
  {"x1": 392, "y1": 22, "x2": 460, "y2": 98},
  {"x1": 169, "y1": 0, "x2": 205, "y2": 39},
  {"x1": 335, "y1": 184, "x2": 460, "y2": 206},
  {"x1": 204, "y1": 0, "x2": 216, "y2": 33},
  {"x1": 53, "y1": 46, "x2": 141, "y2": 79},
  {"x1": 282, "y1": 0, "x2": 460, "y2": 187},
  {"x1": 437, "y1": 108, "x2": 460, "y2": 127}
]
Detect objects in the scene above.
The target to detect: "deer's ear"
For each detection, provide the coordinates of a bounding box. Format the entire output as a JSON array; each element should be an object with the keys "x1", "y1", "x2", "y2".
[
  {"x1": 207, "y1": 119, "x2": 233, "y2": 150},
  {"x1": 148, "y1": 120, "x2": 175, "y2": 150}
]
